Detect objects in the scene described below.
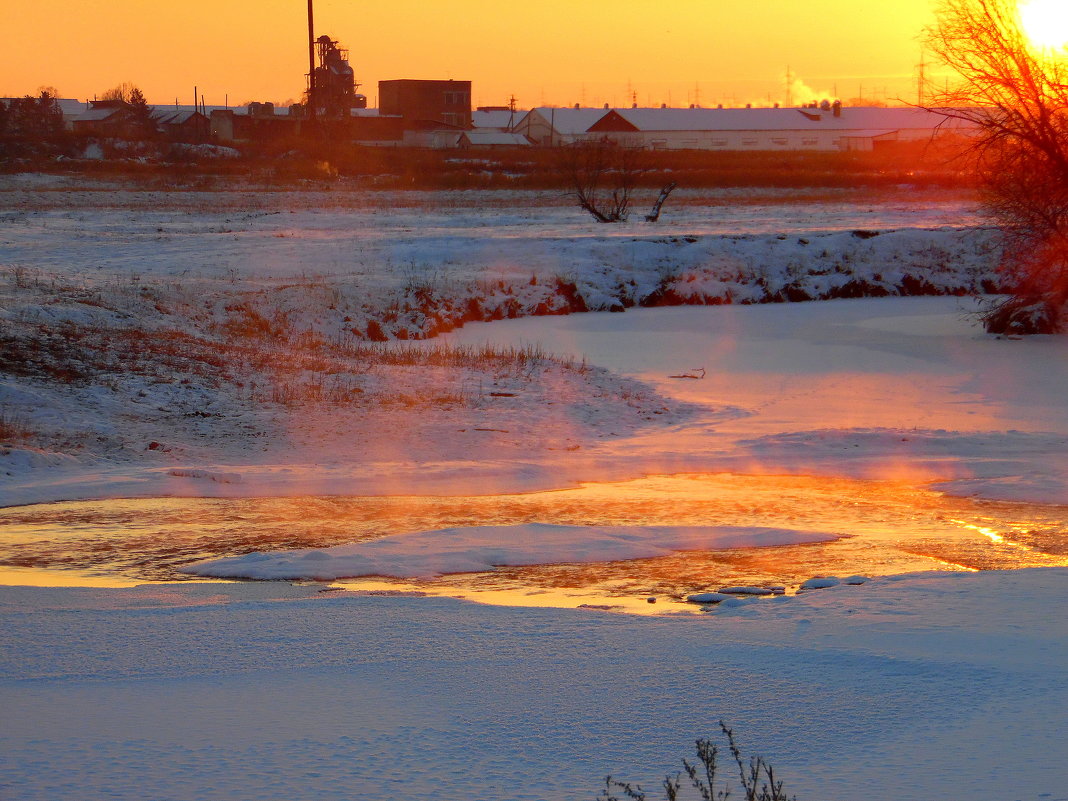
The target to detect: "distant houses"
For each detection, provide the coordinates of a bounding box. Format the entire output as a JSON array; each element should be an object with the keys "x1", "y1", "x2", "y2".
[
  {"x1": 61, "y1": 99, "x2": 211, "y2": 142},
  {"x1": 41, "y1": 90, "x2": 975, "y2": 152}
]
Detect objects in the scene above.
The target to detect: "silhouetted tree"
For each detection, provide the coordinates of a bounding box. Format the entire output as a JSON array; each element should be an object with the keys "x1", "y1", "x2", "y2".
[
  {"x1": 926, "y1": 0, "x2": 1068, "y2": 333},
  {"x1": 127, "y1": 86, "x2": 157, "y2": 139},
  {"x1": 100, "y1": 82, "x2": 137, "y2": 103},
  {"x1": 0, "y1": 89, "x2": 66, "y2": 159}
]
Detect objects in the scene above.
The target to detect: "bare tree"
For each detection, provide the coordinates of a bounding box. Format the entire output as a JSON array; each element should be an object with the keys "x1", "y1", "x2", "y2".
[
  {"x1": 563, "y1": 137, "x2": 645, "y2": 223},
  {"x1": 925, "y1": 0, "x2": 1068, "y2": 333},
  {"x1": 645, "y1": 181, "x2": 678, "y2": 222},
  {"x1": 101, "y1": 82, "x2": 138, "y2": 103}
]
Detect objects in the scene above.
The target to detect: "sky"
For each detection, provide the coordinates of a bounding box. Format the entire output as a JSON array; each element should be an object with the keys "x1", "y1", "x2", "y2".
[{"x1": 3, "y1": 0, "x2": 938, "y2": 109}]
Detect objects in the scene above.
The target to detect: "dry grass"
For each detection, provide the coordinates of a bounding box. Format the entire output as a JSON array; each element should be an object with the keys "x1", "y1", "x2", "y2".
[
  {"x1": 0, "y1": 404, "x2": 31, "y2": 443},
  {"x1": 0, "y1": 310, "x2": 583, "y2": 413}
]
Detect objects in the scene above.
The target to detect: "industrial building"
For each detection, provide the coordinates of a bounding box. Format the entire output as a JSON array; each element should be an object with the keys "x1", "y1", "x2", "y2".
[
  {"x1": 307, "y1": 35, "x2": 366, "y2": 117},
  {"x1": 379, "y1": 79, "x2": 472, "y2": 129},
  {"x1": 513, "y1": 105, "x2": 975, "y2": 152},
  {"x1": 510, "y1": 107, "x2": 614, "y2": 146},
  {"x1": 21, "y1": 0, "x2": 978, "y2": 154},
  {"x1": 39, "y1": 13, "x2": 974, "y2": 155}
]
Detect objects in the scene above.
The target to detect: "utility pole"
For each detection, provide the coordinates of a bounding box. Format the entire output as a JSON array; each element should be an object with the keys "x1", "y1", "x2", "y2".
[
  {"x1": 916, "y1": 50, "x2": 928, "y2": 106},
  {"x1": 785, "y1": 65, "x2": 794, "y2": 107},
  {"x1": 307, "y1": 0, "x2": 316, "y2": 120}
]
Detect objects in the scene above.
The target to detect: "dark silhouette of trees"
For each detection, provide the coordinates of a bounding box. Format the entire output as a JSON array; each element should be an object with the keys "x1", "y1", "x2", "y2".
[
  {"x1": 0, "y1": 89, "x2": 67, "y2": 159},
  {"x1": 98, "y1": 83, "x2": 158, "y2": 140},
  {"x1": 100, "y1": 83, "x2": 138, "y2": 103},
  {"x1": 926, "y1": 0, "x2": 1068, "y2": 333},
  {"x1": 127, "y1": 86, "x2": 157, "y2": 139}
]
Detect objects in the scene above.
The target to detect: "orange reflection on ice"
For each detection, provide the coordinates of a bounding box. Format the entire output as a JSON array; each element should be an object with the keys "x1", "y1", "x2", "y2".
[{"x1": 3, "y1": 474, "x2": 1067, "y2": 614}]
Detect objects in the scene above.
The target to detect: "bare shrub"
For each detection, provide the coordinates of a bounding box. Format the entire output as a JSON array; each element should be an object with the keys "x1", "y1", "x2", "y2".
[
  {"x1": 598, "y1": 722, "x2": 797, "y2": 801},
  {"x1": 563, "y1": 138, "x2": 645, "y2": 223}
]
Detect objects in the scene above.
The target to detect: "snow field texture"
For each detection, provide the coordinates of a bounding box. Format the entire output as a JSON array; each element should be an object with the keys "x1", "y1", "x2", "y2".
[
  {"x1": 2, "y1": 569, "x2": 1067, "y2": 801},
  {"x1": 4, "y1": 185, "x2": 1068, "y2": 801},
  {"x1": 0, "y1": 187, "x2": 1016, "y2": 512}
]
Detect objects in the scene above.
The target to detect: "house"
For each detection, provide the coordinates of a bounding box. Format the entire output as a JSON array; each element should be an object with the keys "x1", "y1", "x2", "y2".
[
  {"x1": 508, "y1": 107, "x2": 611, "y2": 145},
  {"x1": 153, "y1": 109, "x2": 210, "y2": 143},
  {"x1": 458, "y1": 130, "x2": 530, "y2": 148},
  {"x1": 68, "y1": 100, "x2": 139, "y2": 137}
]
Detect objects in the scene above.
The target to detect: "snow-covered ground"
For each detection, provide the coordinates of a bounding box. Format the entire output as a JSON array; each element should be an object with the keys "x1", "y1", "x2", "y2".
[
  {"x1": 0, "y1": 185, "x2": 1005, "y2": 507},
  {"x1": 3, "y1": 183, "x2": 1068, "y2": 800},
  {"x1": 2, "y1": 570, "x2": 1067, "y2": 801}
]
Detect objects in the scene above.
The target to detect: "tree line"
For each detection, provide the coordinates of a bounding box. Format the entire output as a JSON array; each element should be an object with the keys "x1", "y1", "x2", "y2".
[{"x1": 0, "y1": 89, "x2": 69, "y2": 158}]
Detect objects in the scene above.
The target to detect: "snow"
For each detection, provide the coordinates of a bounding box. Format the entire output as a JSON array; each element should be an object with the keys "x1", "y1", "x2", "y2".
[
  {"x1": 3, "y1": 180, "x2": 1068, "y2": 800},
  {"x1": 183, "y1": 523, "x2": 839, "y2": 580},
  {"x1": 686, "y1": 591, "x2": 734, "y2": 603},
  {"x1": 0, "y1": 183, "x2": 1017, "y2": 509},
  {"x1": 441, "y1": 298, "x2": 1068, "y2": 505},
  {"x1": 2, "y1": 569, "x2": 1067, "y2": 800},
  {"x1": 799, "y1": 576, "x2": 841, "y2": 590}
]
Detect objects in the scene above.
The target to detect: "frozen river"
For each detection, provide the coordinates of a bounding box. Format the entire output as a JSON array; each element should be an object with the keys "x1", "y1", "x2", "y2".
[{"x1": 3, "y1": 471, "x2": 1067, "y2": 614}]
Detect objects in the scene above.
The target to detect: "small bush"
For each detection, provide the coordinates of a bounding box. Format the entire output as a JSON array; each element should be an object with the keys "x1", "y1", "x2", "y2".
[
  {"x1": 983, "y1": 295, "x2": 1060, "y2": 335},
  {"x1": 598, "y1": 722, "x2": 797, "y2": 801}
]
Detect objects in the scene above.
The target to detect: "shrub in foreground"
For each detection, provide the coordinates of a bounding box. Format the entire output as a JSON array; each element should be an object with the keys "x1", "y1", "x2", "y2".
[{"x1": 598, "y1": 722, "x2": 796, "y2": 801}]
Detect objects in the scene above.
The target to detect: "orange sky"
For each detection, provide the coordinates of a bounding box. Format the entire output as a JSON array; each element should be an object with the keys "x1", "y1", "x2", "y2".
[{"x1": 3, "y1": 0, "x2": 937, "y2": 108}]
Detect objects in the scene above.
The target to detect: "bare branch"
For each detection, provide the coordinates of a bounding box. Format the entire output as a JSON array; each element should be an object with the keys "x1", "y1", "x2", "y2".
[{"x1": 924, "y1": 0, "x2": 1068, "y2": 333}]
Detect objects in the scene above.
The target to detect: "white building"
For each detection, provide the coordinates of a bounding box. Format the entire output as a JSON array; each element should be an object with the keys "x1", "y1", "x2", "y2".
[
  {"x1": 458, "y1": 131, "x2": 530, "y2": 147},
  {"x1": 510, "y1": 105, "x2": 976, "y2": 151},
  {"x1": 471, "y1": 109, "x2": 518, "y2": 132},
  {"x1": 509, "y1": 107, "x2": 615, "y2": 145}
]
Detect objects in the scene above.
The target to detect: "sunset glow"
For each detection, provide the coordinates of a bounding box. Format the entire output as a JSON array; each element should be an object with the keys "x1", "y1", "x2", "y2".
[
  {"x1": 2, "y1": 0, "x2": 934, "y2": 107},
  {"x1": 1019, "y1": 0, "x2": 1068, "y2": 50}
]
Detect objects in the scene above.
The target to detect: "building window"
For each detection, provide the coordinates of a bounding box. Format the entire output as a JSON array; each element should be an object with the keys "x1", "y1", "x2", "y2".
[
  {"x1": 802, "y1": 138, "x2": 818, "y2": 146},
  {"x1": 771, "y1": 138, "x2": 788, "y2": 146},
  {"x1": 742, "y1": 138, "x2": 758, "y2": 146}
]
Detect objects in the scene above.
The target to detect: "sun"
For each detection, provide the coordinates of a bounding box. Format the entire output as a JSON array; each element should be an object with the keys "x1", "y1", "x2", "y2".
[{"x1": 1019, "y1": 0, "x2": 1068, "y2": 50}]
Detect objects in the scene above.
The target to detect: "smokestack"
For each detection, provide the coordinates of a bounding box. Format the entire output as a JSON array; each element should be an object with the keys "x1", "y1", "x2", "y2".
[{"x1": 307, "y1": 0, "x2": 316, "y2": 119}]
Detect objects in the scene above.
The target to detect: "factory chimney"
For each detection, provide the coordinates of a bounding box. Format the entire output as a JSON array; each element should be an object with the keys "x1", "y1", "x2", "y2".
[{"x1": 307, "y1": 0, "x2": 316, "y2": 120}]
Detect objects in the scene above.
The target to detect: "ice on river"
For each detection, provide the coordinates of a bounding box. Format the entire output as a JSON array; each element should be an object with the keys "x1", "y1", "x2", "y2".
[{"x1": 183, "y1": 523, "x2": 840, "y2": 580}]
